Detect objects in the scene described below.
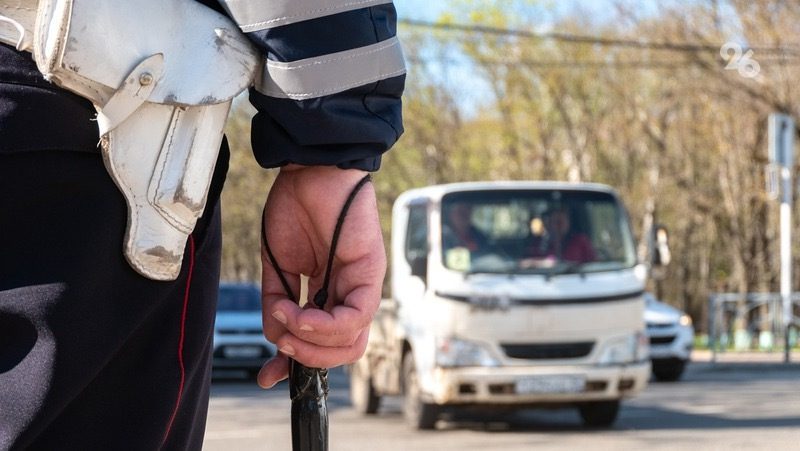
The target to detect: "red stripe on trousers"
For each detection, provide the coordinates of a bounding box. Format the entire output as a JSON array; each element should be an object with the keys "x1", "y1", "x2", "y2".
[{"x1": 162, "y1": 235, "x2": 195, "y2": 447}]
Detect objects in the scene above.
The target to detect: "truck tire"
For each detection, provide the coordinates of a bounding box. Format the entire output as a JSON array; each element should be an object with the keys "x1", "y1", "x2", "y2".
[
  {"x1": 350, "y1": 360, "x2": 381, "y2": 414},
  {"x1": 578, "y1": 400, "x2": 620, "y2": 427},
  {"x1": 652, "y1": 359, "x2": 686, "y2": 382},
  {"x1": 402, "y1": 354, "x2": 439, "y2": 430}
]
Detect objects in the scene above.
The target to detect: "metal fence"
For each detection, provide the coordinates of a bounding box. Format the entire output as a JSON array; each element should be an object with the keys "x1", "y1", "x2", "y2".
[{"x1": 708, "y1": 292, "x2": 800, "y2": 362}]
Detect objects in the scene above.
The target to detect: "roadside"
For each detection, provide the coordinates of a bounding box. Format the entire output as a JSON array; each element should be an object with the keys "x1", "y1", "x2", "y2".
[
  {"x1": 686, "y1": 349, "x2": 800, "y2": 383},
  {"x1": 691, "y1": 348, "x2": 800, "y2": 364}
]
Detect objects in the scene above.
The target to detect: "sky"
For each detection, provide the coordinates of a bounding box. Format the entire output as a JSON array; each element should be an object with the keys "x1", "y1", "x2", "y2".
[
  {"x1": 392, "y1": 1, "x2": 599, "y2": 115},
  {"x1": 392, "y1": 0, "x2": 671, "y2": 116},
  {"x1": 394, "y1": 0, "x2": 446, "y2": 21},
  {"x1": 394, "y1": 0, "x2": 651, "y2": 23}
]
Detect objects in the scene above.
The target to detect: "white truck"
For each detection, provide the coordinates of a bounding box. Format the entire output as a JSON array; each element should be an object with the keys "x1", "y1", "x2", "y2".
[{"x1": 350, "y1": 181, "x2": 664, "y2": 429}]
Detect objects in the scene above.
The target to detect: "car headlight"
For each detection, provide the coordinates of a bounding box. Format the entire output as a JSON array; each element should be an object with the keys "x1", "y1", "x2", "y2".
[
  {"x1": 679, "y1": 314, "x2": 693, "y2": 327},
  {"x1": 436, "y1": 337, "x2": 500, "y2": 368},
  {"x1": 599, "y1": 332, "x2": 648, "y2": 365}
]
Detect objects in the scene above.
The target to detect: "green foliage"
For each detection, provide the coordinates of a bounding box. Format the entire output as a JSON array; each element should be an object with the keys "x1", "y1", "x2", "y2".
[{"x1": 219, "y1": 98, "x2": 276, "y2": 282}]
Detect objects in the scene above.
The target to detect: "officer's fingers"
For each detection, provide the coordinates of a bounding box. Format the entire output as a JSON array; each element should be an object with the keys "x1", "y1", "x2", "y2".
[
  {"x1": 257, "y1": 355, "x2": 290, "y2": 389},
  {"x1": 274, "y1": 329, "x2": 370, "y2": 369},
  {"x1": 269, "y1": 287, "x2": 377, "y2": 347},
  {"x1": 266, "y1": 307, "x2": 362, "y2": 348},
  {"x1": 262, "y1": 298, "x2": 300, "y2": 342}
]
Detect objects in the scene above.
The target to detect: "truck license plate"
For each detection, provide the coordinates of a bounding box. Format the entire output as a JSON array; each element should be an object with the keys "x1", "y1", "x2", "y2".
[
  {"x1": 516, "y1": 375, "x2": 585, "y2": 394},
  {"x1": 223, "y1": 346, "x2": 262, "y2": 359}
]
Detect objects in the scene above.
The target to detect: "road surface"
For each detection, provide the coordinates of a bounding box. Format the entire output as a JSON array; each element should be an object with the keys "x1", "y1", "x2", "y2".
[{"x1": 204, "y1": 354, "x2": 800, "y2": 450}]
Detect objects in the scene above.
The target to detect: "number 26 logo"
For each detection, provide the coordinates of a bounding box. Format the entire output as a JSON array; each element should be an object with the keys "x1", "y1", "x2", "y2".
[{"x1": 720, "y1": 42, "x2": 761, "y2": 78}]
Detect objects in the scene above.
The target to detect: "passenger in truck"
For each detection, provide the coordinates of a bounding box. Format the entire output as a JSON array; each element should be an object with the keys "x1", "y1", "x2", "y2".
[{"x1": 523, "y1": 206, "x2": 596, "y2": 266}]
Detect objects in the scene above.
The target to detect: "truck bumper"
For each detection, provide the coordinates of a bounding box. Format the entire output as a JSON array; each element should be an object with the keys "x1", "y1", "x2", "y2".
[{"x1": 426, "y1": 361, "x2": 650, "y2": 405}]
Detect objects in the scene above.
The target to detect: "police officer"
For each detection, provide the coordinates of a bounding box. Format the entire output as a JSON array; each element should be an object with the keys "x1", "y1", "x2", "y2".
[{"x1": 0, "y1": 0, "x2": 404, "y2": 448}]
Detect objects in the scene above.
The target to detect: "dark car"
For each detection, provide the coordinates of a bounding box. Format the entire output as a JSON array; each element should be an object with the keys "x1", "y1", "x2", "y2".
[{"x1": 212, "y1": 283, "x2": 276, "y2": 377}]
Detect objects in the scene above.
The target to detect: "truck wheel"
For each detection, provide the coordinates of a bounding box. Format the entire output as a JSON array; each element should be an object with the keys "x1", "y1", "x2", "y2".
[
  {"x1": 350, "y1": 360, "x2": 381, "y2": 414},
  {"x1": 652, "y1": 360, "x2": 686, "y2": 382},
  {"x1": 402, "y1": 354, "x2": 439, "y2": 430},
  {"x1": 578, "y1": 400, "x2": 620, "y2": 427}
]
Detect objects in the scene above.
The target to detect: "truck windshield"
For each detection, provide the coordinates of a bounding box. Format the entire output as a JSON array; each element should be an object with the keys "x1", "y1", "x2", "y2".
[{"x1": 440, "y1": 189, "x2": 636, "y2": 275}]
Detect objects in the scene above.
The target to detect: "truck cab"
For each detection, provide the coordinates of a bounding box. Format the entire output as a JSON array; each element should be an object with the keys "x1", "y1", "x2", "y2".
[{"x1": 351, "y1": 182, "x2": 653, "y2": 428}]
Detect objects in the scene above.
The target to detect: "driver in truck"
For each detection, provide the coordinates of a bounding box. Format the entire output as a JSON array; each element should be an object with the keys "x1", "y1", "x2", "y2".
[{"x1": 442, "y1": 202, "x2": 488, "y2": 253}]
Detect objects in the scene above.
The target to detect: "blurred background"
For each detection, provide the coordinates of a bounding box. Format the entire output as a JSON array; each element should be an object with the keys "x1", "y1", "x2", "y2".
[{"x1": 220, "y1": 0, "x2": 800, "y2": 348}]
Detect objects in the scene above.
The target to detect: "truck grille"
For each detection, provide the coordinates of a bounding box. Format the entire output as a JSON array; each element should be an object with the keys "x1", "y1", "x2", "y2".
[
  {"x1": 501, "y1": 342, "x2": 595, "y2": 360},
  {"x1": 649, "y1": 335, "x2": 676, "y2": 345}
]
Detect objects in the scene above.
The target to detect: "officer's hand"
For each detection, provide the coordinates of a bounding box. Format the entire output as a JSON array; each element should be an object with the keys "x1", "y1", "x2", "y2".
[{"x1": 257, "y1": 165, "x2": 385, "y2": 389}]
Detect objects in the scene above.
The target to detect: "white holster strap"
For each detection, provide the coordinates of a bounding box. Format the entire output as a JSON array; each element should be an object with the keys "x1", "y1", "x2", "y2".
[{"x1": 29, "y1": 0, "x2": 261, "y2": 280}]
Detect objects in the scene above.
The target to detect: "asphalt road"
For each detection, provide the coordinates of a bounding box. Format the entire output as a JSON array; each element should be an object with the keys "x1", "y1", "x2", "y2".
[{"x1": 203, "y1": 358, "x2": 800, "y2": 450}]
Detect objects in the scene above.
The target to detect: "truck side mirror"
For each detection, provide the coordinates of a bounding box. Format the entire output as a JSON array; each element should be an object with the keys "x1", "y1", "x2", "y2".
[
  {"x1": 651, "y1": 224, "x2": 671, "y2": 269},
  {"x1": 410, "y1": 255, "x2": 428, "y2": 283}
]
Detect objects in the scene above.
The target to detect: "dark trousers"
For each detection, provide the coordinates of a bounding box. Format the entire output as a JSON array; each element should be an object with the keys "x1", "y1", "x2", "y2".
[{"x1": 0, "y1": 146, "x2": 228, "y2": 450}]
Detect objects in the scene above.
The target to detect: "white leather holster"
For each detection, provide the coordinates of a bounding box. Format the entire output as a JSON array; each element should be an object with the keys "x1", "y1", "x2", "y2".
[{"x1": 31, "y1": 0, "x2": 260, "y2": 280}]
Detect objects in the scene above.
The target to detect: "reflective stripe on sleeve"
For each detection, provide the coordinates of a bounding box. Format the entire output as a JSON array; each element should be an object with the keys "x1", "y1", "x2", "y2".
[
  {"x1": 220, "y1": 0, "x2": 394, "y2": 32},
  {"x1": 255, "y1": 36, "x2": 405, "y2": 100}
]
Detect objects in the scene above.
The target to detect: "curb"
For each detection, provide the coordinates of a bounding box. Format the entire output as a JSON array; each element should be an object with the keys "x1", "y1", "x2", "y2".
[{"x1": 691, "y1": 349, "x2": 800, "y2": 363}]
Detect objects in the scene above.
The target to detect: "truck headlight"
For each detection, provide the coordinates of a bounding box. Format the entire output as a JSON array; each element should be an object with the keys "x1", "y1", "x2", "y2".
[
  {"x1": 635, "y1": 331, "x2": 649, "y2": 361},
  {"x1": 599, "y1": 332, "x2": 648, "y2": 365},
  {"x1": 679, "y1": 314, "x2": 693, "y2": 327},
  {"x1": 436, "y1": 337, "x2": 500, "y2": 368}
]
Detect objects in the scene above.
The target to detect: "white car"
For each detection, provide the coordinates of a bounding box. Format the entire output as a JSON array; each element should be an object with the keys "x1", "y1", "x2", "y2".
[
  {"x1": 212, "y1": 283, "x2": 276, "y2": 377},
  {"x1": 644, "y1": 292, "x2": 694, "y2": 381}
]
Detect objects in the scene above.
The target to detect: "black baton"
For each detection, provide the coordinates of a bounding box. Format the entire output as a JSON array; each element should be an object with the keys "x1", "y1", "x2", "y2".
[{"x1": 289, "y1": 360, "x2": 329, "y2": 451}]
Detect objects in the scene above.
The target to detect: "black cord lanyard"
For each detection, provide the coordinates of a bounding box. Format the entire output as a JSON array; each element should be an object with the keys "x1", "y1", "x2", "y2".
[{"x1": 261, "y1": 173, "x2": 372, "y2": 309}]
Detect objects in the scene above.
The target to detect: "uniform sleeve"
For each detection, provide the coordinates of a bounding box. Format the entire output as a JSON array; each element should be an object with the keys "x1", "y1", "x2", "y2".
[{"x1": 218, "y1": 0, "x2": 406, "y2": 171}]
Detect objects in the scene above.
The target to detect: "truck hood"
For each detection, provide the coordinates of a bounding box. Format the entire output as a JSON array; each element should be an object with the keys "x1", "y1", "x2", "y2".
[
  {"x1": 428, "y1": 269, "x2": 645, "y2": 341},
  {"x1": 435, "y1": 267, "x2": 644, "y2": 303}
]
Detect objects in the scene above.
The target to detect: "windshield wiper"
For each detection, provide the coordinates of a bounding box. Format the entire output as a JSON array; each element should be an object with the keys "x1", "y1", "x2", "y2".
[
  {"x1": 546, "y1": 261, "x2": 589, "y2": 280},
  {"x1": 464, "y1": 268, "x2": 505, "y2": 277}
]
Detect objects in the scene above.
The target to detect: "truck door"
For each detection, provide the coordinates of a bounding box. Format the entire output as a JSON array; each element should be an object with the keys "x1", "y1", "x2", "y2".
[{"x1": 396, "y1": 202, "x2": 428, "y2": 308}]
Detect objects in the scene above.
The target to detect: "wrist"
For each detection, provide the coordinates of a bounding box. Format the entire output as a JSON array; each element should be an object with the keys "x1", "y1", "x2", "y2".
[
  {"x1": 272, "y1": 165, "x2": 375, "y2": 217},
  {"x1": 278, "y1": 164, "x2": 369, "y2": 183}
]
